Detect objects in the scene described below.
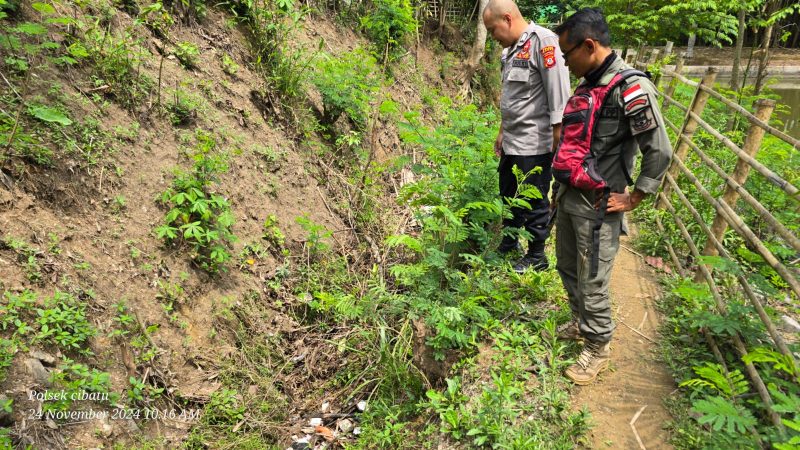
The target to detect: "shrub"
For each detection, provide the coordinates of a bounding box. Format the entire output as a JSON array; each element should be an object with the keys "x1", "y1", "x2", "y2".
[
  {"x1": 175, "y1": 41, "x2": 200, "y2": 69},
  {"x1": 155, "y1": 130, "x2": 236, "y2": 272},
  {"x1": 34, "y1": 291, "x2": 96, "y2": 353},
  {"x1": 221, "y1": 0, "x2": 310, "y2": 100},
  {"x1": 311, "y1": 48, "x2": 382, "y2": 129},
  {"x1": 360, "y1": 0, "x2": 416, "y2": 62}
]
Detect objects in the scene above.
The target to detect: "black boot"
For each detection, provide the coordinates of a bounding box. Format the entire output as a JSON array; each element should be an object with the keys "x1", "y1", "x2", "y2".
[
  {"x1": 497, "y1": 236, "x2": 522, "y2": 256},
  {"x1": 513, "y1": 241, "x2": 548, "y2": 273}
]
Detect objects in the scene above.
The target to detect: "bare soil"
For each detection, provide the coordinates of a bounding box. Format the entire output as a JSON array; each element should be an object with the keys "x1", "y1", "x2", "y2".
[
  {"x1": 0, "y1": 4, "x2": 462, "y2": 447},
  {"x1": 572, "y1": 231, "x2": 677, "y2": 450}
]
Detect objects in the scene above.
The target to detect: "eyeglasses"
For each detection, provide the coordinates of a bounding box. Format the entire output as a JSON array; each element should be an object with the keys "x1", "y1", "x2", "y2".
[{"x1": 561, "y1": 41, "x2": 584, "y2": 61}]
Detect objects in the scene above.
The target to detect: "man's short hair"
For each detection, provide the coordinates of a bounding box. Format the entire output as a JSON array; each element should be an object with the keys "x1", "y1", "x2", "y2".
[{"x1": 554, "y1": 8, "x2": 611, "y2": 47}]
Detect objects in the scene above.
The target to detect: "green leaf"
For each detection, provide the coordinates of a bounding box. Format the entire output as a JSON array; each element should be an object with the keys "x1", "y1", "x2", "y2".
[
  {"x1": 46, "y1": 17, "x2": 76, "y2": 25},
  {"x1": 691, "y1": 396, "x2": 756, "y2": 434},
  {"x1": 28, "y1": 105, "x2": 72, "y2": 125},
  {"x1": 32, "y1": 2, "x2": 56, "y2": 14},
  {"x1": 14, "y1": 22, "x2": 48, "y2": 35},
  {"x1": 67, "y1": 42, "x2": 89, "y2": 59}
]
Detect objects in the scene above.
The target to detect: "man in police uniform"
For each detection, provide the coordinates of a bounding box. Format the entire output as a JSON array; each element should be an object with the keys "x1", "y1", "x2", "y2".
[
  {"x1": 553, "y1": 9, "x2": 672, "y2": 384},
  {"x1": 483, "y1": 0, "x2": 570, "y2": 272}
]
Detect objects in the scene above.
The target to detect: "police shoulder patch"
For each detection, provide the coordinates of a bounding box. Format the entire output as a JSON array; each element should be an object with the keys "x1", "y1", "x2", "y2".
[
  {"x1": 541, "y1": 45, "x2": 556, "y2": 69},
  {"x1": 630, "y1": 110, "x2": 657, "y2": 136}
]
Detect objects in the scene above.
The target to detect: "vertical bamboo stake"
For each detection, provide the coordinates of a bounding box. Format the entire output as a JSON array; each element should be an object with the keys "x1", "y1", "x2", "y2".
[
  {"x1": 648, "y1": 49, "x2": 660, "y2": 65},
  {"x1": 661, "y1": 54, "x2": 685, "y2": 112},
  {"x1": 697, "y1": 99, "x2": 776, "y2": 268},
  {"x1": 658, "y1": 67, "x2": 718, "y2": 207}
]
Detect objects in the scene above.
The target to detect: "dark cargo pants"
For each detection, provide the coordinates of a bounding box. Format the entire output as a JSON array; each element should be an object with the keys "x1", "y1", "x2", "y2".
[
  {"x1": 498, "y1": 153, "x2": 553, "y2": 249},
  {"x1": 555, "y1": 208, "x2": 621, "y2": 343}
]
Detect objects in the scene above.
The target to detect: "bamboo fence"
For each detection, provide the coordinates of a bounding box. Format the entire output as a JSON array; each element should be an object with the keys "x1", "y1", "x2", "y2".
[{"x1": 632, "y1": 49, "x2": 799, "y2": 437}]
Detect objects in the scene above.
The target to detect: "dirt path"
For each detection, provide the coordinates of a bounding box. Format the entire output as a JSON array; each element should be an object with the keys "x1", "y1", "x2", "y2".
[{"x1": 572, "y1": 232, "x2": 676, "y2": 449}]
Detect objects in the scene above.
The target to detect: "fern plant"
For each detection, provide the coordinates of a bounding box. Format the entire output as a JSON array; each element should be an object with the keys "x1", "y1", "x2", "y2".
[
  {"x1": 691, "y1": 396, "x2": 757, "y2": 435},
  {"x1": 311, "y1": 48, "x2": 381, "y2": 130},
  {"x1": 386, "y1": 102, "x2": 543, "y2": 357},
  {"x1": 680, "y1": 363, "x2": 749, "y2": 398}
]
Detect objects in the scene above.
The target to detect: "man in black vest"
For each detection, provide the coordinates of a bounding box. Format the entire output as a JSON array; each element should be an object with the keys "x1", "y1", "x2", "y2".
[{"x1": 553, "y1": 9, "x2": 672, "y2": 385}]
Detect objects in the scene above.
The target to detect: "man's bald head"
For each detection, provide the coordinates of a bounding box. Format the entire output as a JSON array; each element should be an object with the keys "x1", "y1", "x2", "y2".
[
  {"x1": 484, "y1": 0, "x2": 523, "y2": 23},
  {"x1": 483, "y1": 0, "x2": 526, "y2": 48}
]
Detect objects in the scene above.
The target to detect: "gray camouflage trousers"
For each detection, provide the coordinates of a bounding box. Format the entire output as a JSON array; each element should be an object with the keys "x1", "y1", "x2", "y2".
[{"x1": 555, "y1": 208, "x2": 622, "y2": 343}]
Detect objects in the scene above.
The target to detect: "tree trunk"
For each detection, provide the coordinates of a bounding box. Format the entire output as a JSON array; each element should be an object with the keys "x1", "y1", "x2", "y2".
[
  {"x1": 686, "y1": 33, "x2": 696, "y2": 58},
  {"x1": 730, "y1": 7, "x2": 746, "y2": 91},
  {"x1": 438, "y1": 0, "x2": 448, "y2": 39},
  {"x1": 754, "y1": 17, "x2": 775, "y2": 94},
  {"x1": 459, "y1": 0, "x2": 489, "y2": 98}
]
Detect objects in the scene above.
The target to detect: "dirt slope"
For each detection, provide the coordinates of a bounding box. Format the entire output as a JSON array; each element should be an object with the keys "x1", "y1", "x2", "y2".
[{"x1": 0, "y1": 3, "x2": 457, "y2": 447}]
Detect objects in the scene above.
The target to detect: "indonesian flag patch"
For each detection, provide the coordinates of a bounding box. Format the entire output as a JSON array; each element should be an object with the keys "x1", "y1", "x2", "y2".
[
  {"x1": 623, "y1": 84, "x2": 644, "y2": 102},
  {"x1": 541, "y1": 46, "x2": 556, "y2": 69}
]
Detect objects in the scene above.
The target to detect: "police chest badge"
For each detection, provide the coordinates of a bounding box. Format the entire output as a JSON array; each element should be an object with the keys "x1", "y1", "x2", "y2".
[
  {"x1": 515, "y1": 40, "x2": 532, "y2": 60},
  {"x1": 540, "y1": 45, "x2": 556, "y2": 69},
  {"x1": 623, "y1": 88, "x2": 658, "y2": 136}
]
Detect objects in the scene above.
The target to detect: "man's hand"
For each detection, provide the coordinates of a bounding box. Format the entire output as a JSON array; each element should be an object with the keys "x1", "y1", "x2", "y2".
[
  {"x1": 601, "y1": 188, "x2": 646, "y2": 213},
  {"x1": 551, "y1": 123, "x2": 562, "y2": 153},
  {"x1": 494, "y1": 131, "x2": 503, "y2": 157}
]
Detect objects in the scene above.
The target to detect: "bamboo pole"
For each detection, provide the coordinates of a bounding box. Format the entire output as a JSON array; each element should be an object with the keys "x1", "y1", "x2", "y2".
[
  {"x1": 671, "y1": 156, "x2": 800, "y2": 298},
  {"x1": 648, "y1": 49, "x2": 660, "y2": 65},
  {"x1": 663, "y1": 68, "x2": 800, "y2": 149},
  {"x1": 664, "y1": 117, "x2": 681, "y2": 133},
  {"x1": 700, "y1": 99, "x2": 779, "y2": 261},
  {"x1": 660, "y1": 92, "x2": 688, "y2": 114},
  {"x1": 686, "y1": 111, "x2": 800, "y2": 199},
  {"x1": 676, "y1": 132, "x2": 800, "y2": 254},
  {"x1": 665, "y1": 174, "x2": 799, "y2": 372},
  {"x1": 657, "y1": 191, "x2": 785, "y2": 436},
  {"x1": 661, "y1": 54, "x2": 684, "y2": 111},
  {"x1": 659, "y1": 67, "x2": 718, "y2": 205}
]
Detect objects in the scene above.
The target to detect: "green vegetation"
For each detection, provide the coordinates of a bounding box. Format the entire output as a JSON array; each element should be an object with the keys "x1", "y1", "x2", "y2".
[
  {"x1": 0, "y1": 290, "x2": 96, "y2": 355},
  {"x1": 16, "y1": 0, "x2": 799, "y2": 447},
  {"x1": 222, "y1": 0, "x2": 310, "y2": 102},
  {"x1": 632, "y1": 77, "x2": 799, "y2": 449},
  {"x1": 312, "y1": 48, "x2": 382, "y2": 129},
  {"x1": 1, "y1": 235, "x2": 43, "y2": 282},
  {"x1": 156, "y1": 130, "x2": 236, "y2": 272},
  {"x1": 282, "y1": 100, "x2": 582, "y2": 447},
  {"x1": 34, "y1": 291, "x2": 95, "y2": 353},
  {"x1": 46, "y1": 359, "x2": 118, "y2": 414},
  {"x1": 175, "y1": 41, "x2": 201, "y2": 69},
  {"x1": 360, "y1": 0, "x2": 417, "y2": 63},
  {"x1": 166, "y1": 88, "x2": 203, "y2": 126},
  {"x1": 221, "y1": 53, "x2": 240, "y2": 76}
]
